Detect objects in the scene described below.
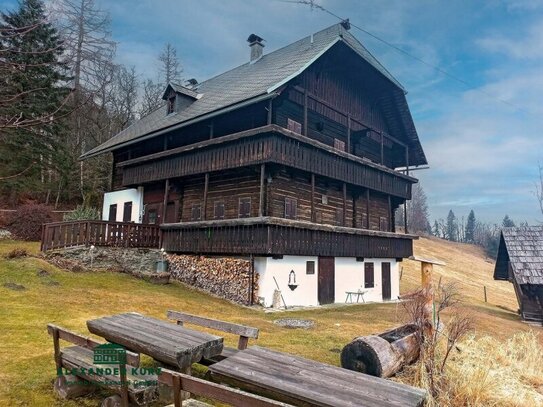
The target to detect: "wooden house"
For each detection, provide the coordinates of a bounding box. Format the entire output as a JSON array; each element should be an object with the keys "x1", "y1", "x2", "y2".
[
  {"x1": 82, "y1": 23, "x2": 428, "y2": 307},
  {"x1": 494, "y1": 227, "x2": 543, "y2": 323}
]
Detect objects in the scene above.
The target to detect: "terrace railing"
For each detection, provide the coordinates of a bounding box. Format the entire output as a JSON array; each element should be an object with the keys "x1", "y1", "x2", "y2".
[{"x1": 40, "y1": 220, "x2": 160, "y2": 252}]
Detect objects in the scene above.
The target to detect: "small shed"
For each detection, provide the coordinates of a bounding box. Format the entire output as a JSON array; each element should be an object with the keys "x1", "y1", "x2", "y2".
[{"x1": 494, "y1": 227, "x2": 543, "y2": 322}]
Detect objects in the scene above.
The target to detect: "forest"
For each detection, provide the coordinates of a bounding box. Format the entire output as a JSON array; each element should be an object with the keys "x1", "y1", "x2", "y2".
[{"x1": 1, "y1": 0, "x2": 182, "y2": 209}]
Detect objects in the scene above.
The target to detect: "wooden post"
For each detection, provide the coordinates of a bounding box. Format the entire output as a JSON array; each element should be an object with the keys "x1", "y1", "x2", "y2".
[
  {"x1": 311, "y1": 173, "x2": 316, "y2": 223},
  {"x1": 404, "y1": 201, "x2": 408, "y2": 234},
  {"x1": 484, "y1": 285, "x2": 487, "y2": 303},
  {"x1": 163, "y1": 135, "x2": 168, "y2": 150},
  {"x1": 380, "y1": 133, "x2": 384, "y2": 165},
  {"x1": 259, "y1": 164, "x2": 265, "y2": 217},
  {"x1": 421, "y1": 261, "x2": 434, "y2": 334},
  {"x1": 52, "y1": 327, "x2": 61, "y2": 373},
  {"x1": 203, "y1": 173, "x2": 209, "y2": 220},
  {"x1": 388, "y1": 195, "x2": 392, "y2": 232},
  {"x1": 162, "y1": 179, "x2": 170, "y2": 224},
  {"x1": 343, "y1": 183, "x2": 347, "y2": 227},
  {"x1": 209, "y1": 122, "x2": 214, "y2": 139},
  {"x1": 347, "y1": 115, "x2": 351, "y2": 154},
  {"x1": 366, "y1": 189, "x2": 370, "y2": 229},
  {"x1": 303, "y1": 89, "x2": 308, "y2": 136},
  {"x1": 267, "y1": 99, "x2": 273, "y2": 125},
  {"x1": 119, "y1": 358, "x2": 129, "y2": 407},
  {"x1": 405, "y1": 147, "x2": 410, "y2": 176}
]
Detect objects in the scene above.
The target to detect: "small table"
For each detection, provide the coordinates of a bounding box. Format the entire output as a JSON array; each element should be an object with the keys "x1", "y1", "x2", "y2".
[
  {"x1": 87, "y1": 312, "x2": 223, "y2": 370},
  {"x1": 345, "y1": 290, "x2": 367, "y2": 303},
  {"x1": 209, "y1": 346, "x2": 426, "y2": 407}
]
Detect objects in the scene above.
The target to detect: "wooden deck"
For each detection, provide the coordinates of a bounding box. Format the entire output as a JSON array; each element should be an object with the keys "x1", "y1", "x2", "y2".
[
  {"x1": 209, "y1": 346, "x2": 426, "y2": 407},
  {"x1": 161, "y1": 216, "x2": 414, "y2": 258}
]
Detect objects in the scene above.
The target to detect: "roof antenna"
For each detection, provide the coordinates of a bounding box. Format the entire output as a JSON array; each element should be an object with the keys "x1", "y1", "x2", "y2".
[{"x1": 341, "y1": 19, "x2": 351, "y2": 30}]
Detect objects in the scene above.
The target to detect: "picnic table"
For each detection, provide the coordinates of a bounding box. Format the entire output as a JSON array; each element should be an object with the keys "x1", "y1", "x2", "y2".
[
  {"x1": 209, "y1": 346, "x2": 426, "y2": 407},
  {"x1": 87, "y1": 312, "x2": 223, "y2": 370},
  {"x1": 345, "y1": 289, "x2": 367, "y2": 303}
]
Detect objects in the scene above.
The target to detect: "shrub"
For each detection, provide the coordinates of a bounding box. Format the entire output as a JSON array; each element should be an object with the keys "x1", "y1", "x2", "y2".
[
  {"x1": 4, "y1": 247, "x2": 28, "y2": 259},
  {"x1": 6, "y1": 204, "x2": 53, "y2": 241},
  {"x1": 63, "y1": 205, "x2": 101, "y2": 221}
]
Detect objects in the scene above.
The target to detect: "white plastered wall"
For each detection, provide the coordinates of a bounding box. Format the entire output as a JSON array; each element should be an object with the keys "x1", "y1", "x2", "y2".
[{"x1": 102, "y1": 187, "x2": 144, "y2": 222}]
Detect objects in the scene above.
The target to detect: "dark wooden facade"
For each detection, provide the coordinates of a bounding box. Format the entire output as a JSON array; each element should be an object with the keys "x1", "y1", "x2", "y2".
[{"x1": 104, "y1": 39, "x2": 423, "y2": 259}]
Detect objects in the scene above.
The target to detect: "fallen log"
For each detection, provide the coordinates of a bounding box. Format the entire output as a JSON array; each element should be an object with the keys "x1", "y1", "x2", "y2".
[{"x1": 340, "y1": 323, "x2": 420, "y2": 378}]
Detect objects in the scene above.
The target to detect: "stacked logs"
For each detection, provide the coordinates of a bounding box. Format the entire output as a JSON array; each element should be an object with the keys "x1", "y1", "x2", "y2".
[{"x1": 167, "y1": 254, "x2": 258, "y2": 305}]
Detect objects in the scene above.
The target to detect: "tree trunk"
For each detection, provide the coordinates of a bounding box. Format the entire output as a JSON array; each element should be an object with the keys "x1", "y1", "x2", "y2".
[{"x1": 340, "y1": 324, "x2": 420, "y2": 378}]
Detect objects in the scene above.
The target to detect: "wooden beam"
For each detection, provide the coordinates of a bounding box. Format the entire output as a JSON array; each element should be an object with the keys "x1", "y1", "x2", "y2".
[
  {"x1": 347, "y1": 115, "x2": 351, "y2": 154},
  {"x1": 267, "y1": 99, "x2": 273, "y2": 125},
  {"x1": 405, "y1": 147, "x2": 410, "y2": 176},
  {"x1": 203, "y1": 173, "x2": 209, "y2": 220},
  {"x1": 380, "y1": 133, "x2": 384, "y2": 165},
  {"x1": 404, "y1": 201, "x2": 408, "y2": 234},
  {"x1": 259, "y1": 164, "x2": 265, "y2": 217},
  {"x1": 343, "y1": 183, "x2": 347, "y2": 227},
  {"x1": 303, "y1": 89, "x2": 308, "y2": 137},
  {"x1": 162, "y1": 179, "x2": 170, "y2": 224},
  {"x1": 366, "y1": 189, "x2": 370, "y2": 229},
  {"x1": 388, "y1": 195, "x2": 392, "y2": 232},
  {"x1": 311, "y1": 173, "x2": 315, "y2": 223}
]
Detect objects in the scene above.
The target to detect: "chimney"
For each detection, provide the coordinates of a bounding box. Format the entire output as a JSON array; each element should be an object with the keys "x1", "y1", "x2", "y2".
[{"x1": 247, "y1": 33, "x2": 265, "y2": 62}]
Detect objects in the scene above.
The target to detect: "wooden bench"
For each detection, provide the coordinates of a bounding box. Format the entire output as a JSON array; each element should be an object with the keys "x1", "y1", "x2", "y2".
[
  {"x1": 159, "y1": 368, "x2": 293, "y2": 407},
  {"x1": 47, "y1": 324, "x2": 157, "y2": 407},
  {"x1": 166, "y1": 310, "x2": 259, "y2": 363}
]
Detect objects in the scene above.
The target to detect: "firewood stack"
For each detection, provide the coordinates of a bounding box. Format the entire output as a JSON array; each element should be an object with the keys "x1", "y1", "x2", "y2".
[{"x1": 167, "y1": 254, "x2": 259, "y2": 305}]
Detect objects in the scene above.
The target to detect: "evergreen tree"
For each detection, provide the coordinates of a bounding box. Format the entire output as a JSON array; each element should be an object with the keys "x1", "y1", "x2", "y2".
[
  {"x1": 465, "y1": 210, "x2": 476, "y2": 243},
  {"x1": 432, "y1": 220, "x2": 440, "y2": 237},
  {"x1": 0, "y1": 0, "x2": 70, "y2": 203},
  {"x1": 445, "y1": 210, "x2": 457, "y2": 241},
  {"x1": 502, "y1": 215, "x2": 515, "y2": 228}
]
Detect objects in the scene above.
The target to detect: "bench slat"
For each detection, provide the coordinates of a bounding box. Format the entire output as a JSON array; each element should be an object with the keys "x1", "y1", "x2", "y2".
[{"x1": 167, "y1": 310, "x2": 259, "y2": 339}]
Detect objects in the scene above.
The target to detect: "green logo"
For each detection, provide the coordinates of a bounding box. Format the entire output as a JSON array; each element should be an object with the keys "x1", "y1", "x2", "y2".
[{"x1": 93, "y1": 343, "x2": 127, "y2": 365}]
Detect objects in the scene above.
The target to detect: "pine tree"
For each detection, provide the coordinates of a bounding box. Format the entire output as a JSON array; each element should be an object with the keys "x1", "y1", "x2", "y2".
[
  {"x1": 432, "y1": 220, "x2": 440, "y2": 237},
  {"x1": 502, "y1": 215, "x2": 515, "y2": 228},
  {"x1": 446, "y1": 210, "x2": 457, "y2": 241},
  {"x1": 0, "y1": 0, "x2": 71, "y2": 203},
  {"x1": 465, "y1": 210, "x2": 476, "y2": 243}
]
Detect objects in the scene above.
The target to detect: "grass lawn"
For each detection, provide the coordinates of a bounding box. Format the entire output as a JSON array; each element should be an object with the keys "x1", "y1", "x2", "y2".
[{"x1": 0, "y1": 237, "x2": 541, "y2": 406}]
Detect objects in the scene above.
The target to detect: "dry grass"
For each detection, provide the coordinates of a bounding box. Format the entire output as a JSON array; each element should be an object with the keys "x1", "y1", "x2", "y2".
[{"x1": 0, "y1": 237, "x2": 541, "y2": 406}]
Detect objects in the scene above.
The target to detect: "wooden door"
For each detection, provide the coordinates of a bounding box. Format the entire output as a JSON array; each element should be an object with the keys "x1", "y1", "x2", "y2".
[
  {"x1": 382, "y1": 262, "x2": 391, "y2": 301},
  {"x1": 165, "y1": 201, "x2": 177, "y2": 223},
  {"x1": 123, "y1": 201, "x2": 133, "y2": 222},
  {"x1": 108, "y1": 204, "x2": 117, "y2": 222},
  {"x1": 318, "y1": 257, "x2": 335, "y2": 305}
]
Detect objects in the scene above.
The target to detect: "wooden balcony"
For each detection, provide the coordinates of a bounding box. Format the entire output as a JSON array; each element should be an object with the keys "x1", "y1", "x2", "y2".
[
  {"x1": 118, "y1": 125, "x2": 416, "y2": 199},
  {"x1": 160, "y1": 217, "x2": 415, "y2": 258}
]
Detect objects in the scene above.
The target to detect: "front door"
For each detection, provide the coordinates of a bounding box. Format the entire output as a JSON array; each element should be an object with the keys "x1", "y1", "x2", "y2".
[
  {"x1": 382, "y1": 262, "x2": 391, "y2": 301},
  {"x1": 318, "y1": 257, "x2": 335, "y2": 305}
]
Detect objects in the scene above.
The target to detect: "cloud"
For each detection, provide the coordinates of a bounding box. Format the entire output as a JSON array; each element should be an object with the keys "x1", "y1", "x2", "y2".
[{"x1": 477, "y1": 19, "x2": 543, "y2": 60}]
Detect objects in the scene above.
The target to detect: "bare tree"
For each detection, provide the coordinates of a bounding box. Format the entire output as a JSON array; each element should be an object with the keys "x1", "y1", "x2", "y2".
[
  {"x1": 139, "y1": 78, "x2": 163, "y2": 117},
  {"x1": 535, "y1": 162, "x2": 543, "y2": 217},
  {"x1": 158, "y1": 42, "x2": 182, "y2": 84},
  {"x1": 396, "y1": 182, "x2": 431, "y2": 234}
]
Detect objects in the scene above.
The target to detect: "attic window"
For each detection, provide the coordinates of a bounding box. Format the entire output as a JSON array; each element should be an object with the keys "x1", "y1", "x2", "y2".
[{"x1": 167, "y1": 95, "x2": 175, "y2": 114}]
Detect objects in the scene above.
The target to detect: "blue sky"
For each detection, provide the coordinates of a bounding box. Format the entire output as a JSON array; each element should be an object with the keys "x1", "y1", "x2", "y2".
[{"x1": 3, "y1": 0, "x2": 543, "y2": 224}]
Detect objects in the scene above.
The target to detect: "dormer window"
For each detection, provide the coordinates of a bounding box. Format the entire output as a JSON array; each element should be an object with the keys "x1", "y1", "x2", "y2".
[{"x1": 167, "y1": 95, "x2": 176, "y2": 114}]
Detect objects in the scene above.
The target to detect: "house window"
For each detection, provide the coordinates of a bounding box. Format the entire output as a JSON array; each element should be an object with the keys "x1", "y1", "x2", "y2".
[
  {"x1": 334, "y1": 138, "x2": 346, "y2": 151},
  {"x1": 306, "y1": 261, "x2": 315, "y2": 275},
  {"x1": 123, "y1": 201, "x2": 133, "y2": 222},
  {"x1": 191, "y1": 204, "x2": 202, "y2": 221},
  {"x1": 379, "y1": 217, "x2": 388, "y2": 231},
  {"x1": 287, "y1": 118, "x2": 302, "y2": 134},
  {"x1": 147, "y1": 209, "x2": 157, "y2": 224},
  {"x1": 108, "y1": 204, "x2": 117, "y2": 222},
  {"x1": 238, "y1": 197, "x2": 251, "y2": 218},
  {"x1": 364, "y1": 262, "x2": 375, "y2": 288},
  {"x1": 284, "y1": 197, "x2": 297, "y2": 219},
  {"x1": 214, "y1": 201, "x2": 225, "y2": 219},
  {"x1": 167, "y1": 96, "x2": 175, "y2": 114}
]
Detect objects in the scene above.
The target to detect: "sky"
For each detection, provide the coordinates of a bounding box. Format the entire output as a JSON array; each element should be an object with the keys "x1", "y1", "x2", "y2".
[{"x1": 3, "y1": 0, "x2": 543, "y2": 224}]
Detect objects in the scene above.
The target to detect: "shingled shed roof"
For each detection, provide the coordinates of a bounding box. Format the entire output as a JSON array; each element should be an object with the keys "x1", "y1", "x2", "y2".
[
  {"x1": 494, "y1": 226, "x2": 543, "y2": 285},
  {"x1": 81, "y1": 23, "x2": 427, "y2": 166}
]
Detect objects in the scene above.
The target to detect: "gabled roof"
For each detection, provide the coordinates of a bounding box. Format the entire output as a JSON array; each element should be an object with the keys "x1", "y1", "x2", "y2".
[
  {"x1": 494, "y1": 226, "x2": 543, "y2": 285},
  {"x1": 81, "y1": 23, "x2": 422, "y2": 161},
  {"x1": 162, "y1": 82, "x2": 201, "y2": 100}
]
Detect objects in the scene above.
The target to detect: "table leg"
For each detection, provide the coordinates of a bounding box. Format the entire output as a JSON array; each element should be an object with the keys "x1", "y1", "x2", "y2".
[{"x1": 179, "y1": 365, "x2": 191, "y2": 401}]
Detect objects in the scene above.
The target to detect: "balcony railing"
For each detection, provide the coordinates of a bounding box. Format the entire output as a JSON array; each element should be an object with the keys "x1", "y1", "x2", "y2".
[
  {"x1": 118, "y1": 125, "x2": 416, "y2": 199},
  {"x1": 161, "y1": 217, "x2": 414, "y2": 258},
  {"x1": 41, "y1": 220, "x2": 160, "y2": 251}
]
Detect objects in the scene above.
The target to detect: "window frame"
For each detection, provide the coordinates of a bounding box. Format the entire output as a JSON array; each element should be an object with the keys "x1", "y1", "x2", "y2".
[
  {"x1": 364, "y1": 262, "x2": 375, "y2": 288},
  {"x1": 191, "y1": 203, "x2": 202, "y2": 221},
  {"x1": 238, "y1": 197, "x2": 252, "y2": 218},
  {"x1": 284, "y1": 197, "x2": 298, "y2": 220}
]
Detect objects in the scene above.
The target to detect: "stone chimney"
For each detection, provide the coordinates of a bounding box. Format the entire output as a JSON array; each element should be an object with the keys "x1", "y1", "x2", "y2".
[{"x1": 247, "y1": 34, "x2": 265, "y2": 62}]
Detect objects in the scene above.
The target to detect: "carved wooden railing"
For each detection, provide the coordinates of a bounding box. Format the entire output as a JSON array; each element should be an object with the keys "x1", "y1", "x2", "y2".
[{"x1": 40, "y1": 220, "x2": 160, "y2": 251}]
